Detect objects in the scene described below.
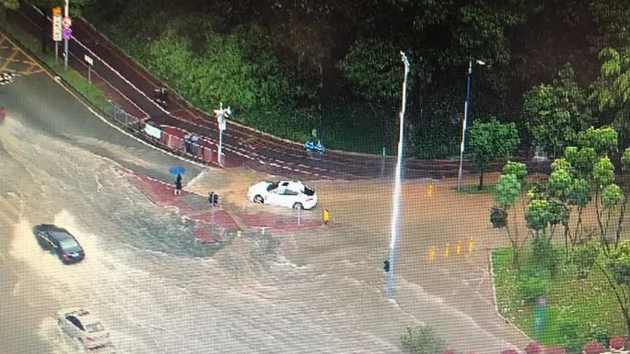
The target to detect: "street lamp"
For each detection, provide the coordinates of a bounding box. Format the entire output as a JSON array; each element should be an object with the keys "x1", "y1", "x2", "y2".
[
  {"x1": 386, "y1": 51, "x2": 411, "y2": 298},
  {"x1": 456, "y1": 58, "x2": 485, "y2": 192},
  {"x1": 213, "y1": 102, "x2": 231, "y2": 166}
]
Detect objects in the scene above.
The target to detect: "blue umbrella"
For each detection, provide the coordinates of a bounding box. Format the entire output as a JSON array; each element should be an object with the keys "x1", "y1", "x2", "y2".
[{"x1": 169, "y1": 166, "x2": 186, "y2": 175}]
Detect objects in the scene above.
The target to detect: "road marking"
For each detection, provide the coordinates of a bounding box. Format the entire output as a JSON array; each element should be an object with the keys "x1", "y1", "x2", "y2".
[
  {"x1": 0, "y1": 47, "x2": 19, "y2": 71},
  {"x1": 0, "y1": 33, "x2": 208, "y2": 170}
]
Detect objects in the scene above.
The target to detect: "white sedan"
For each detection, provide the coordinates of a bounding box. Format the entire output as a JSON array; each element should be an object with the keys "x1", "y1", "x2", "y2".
[
  {"x1": 57, "y1": 309, "x2": 111, "y2": 349},
  {"x1": 247, "y1": 180, "x2": 318, "y2": 210}
]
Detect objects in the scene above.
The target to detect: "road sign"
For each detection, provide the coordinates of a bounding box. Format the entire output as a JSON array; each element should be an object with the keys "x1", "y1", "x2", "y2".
[
  {"x1": 84, "y1": 55, "x2": 93, "y2": 66},
  {"x1": 62, "y1": 16, "x2": 72, "y2": 28},
  {"x1": 62, "y1": 28, "x2": 72, "y2": 40},
  {"x1": 52, "y1": 8, "x2": 62, "y2": 42},
  {"x1": 219, "y1": 119, "x2": 227, "y2": 131}
]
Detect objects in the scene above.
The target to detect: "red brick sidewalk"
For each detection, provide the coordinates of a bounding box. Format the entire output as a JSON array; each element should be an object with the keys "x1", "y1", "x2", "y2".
[
  {"x1": 128, "y1": 173, "x2": 239, "y2": 243},
  {"x1": 128, "y1": 172, "x2": 331, "y2": 242},
  {"x1": 239, "y1": 211, "x2": 326, "y2": 232}
]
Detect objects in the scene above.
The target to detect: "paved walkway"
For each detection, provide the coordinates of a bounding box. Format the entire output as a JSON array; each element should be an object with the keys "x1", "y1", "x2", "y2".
[{"x1": 128, "y1": 172, "x2": 327, "y2": 243}]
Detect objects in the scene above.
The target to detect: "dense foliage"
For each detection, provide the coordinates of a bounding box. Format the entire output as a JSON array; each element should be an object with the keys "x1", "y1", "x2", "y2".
[{"x1": 13, "y1": 0, "x2": 630, "y2": 155}]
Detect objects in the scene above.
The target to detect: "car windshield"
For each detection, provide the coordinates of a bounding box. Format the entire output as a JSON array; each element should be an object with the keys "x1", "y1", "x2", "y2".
[
  {"x1": 85, "y1": 322, "x2": 105, "y2": 333},
  {"x1": 266, "y1": 182, "x2": 278, "y2": 191},
  {"x1": 303, "y1": 186, "x2": 315, "y2": 196},
  {"x1": 54, "y1": 233, "x2": 82, "y2": 253}
]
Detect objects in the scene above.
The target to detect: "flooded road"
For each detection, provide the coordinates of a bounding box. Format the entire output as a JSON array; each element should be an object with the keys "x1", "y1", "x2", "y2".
[
  {"x1": 0, "y1": 73, "x2": 533, "y2": 354},
  {"x1": 0, "y1": 116, "x2": 411, "y2": 353}
]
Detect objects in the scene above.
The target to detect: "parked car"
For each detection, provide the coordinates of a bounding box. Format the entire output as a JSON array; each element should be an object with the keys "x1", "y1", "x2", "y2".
[
  {"x1": 33, "y1": 224, "x2": 85, "y2": 264},
  {"x1": 57, "y1": 309, "x2": 111, "y2": 349},
  {"x1": 247, "y1": 180, "x2": 318, "y2": 210}
]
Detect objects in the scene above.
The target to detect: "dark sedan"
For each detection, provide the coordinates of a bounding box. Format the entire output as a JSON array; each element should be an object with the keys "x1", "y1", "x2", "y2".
[{"x1": 33, "y1": 224, "x2": 85, "y2": 264}]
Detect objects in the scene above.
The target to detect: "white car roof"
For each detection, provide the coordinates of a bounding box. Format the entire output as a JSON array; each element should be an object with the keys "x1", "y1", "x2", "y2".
[{"x1": 58, "y1": 308, "x2": 101, "y2": 324}]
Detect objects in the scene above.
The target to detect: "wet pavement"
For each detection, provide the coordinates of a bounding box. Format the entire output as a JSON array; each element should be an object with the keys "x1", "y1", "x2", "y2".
[{"x1": 0, "y1": 27, "x2": 538, "y2": 354}]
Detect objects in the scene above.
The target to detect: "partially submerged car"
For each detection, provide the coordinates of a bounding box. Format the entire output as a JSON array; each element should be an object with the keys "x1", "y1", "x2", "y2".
[
  {"x1": 247, "y1": 180, "x2": 318, "y2": 210},
  {"x1": 57, "y1": 308, "x2": 111, "y2": 349},
  {"x1": 33, "y1": 224, "x2": 85, "y2": 264}
]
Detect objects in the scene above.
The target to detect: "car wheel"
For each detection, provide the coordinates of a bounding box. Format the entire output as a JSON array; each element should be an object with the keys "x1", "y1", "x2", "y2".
[
  {"x1": 292, "y1": 202, "x2": 303, "y2": 210},
  {"x1": 254, "y1": 195, "x2": 264, "y2": 204}
]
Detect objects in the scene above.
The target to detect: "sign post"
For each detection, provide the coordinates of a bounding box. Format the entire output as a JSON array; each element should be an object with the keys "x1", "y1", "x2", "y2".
[
  {"x1": 84, "y1": 54, "x2": 93, "y2": 88},
  {"x1": 52, "y1": 7, "x2": 62, "y2": 63},
  {"x1": 62, "y1": 4, "x2": 71, "y2": 71}
]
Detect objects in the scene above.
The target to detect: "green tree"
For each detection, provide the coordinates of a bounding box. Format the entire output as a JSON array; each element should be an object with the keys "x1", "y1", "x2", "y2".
[
  {"x1": 401, "y1": 325, "x2": 445, "y2": 354},
  {"x1": 338, "y1": 38, "x2": 411, "y2": 102},
  {"x1": 526, "y1": 198, "x2": 557, "y2": 240},
  {"x1": 592, "y1": 47, "x2": 630, "y2": 145},
  {"x1": 523, "y1": 64, "x2": 592, "y2": 157},
  {"x1": 491, "y1": 165, "x2": 527, "y2": 268},
  {"x1": 565, "y1": 146, "x2": 598, "y2": 179},
  {"x1": 598, "y1": 241, "x2": 630, "y2": 338},
  {"x1": 503, "y1": 160, "x2": 528, "y2": 184},
  {"x1": 615, "y1": 148, "x2": 630, "y2": 245},
  {"x1": 578, "y1": 126, "x2": 619, "y2": 156},
  {"x1": 568, "y1": 177, "x2": 592, "y2": 243},
  {"x1": 468, "y1": 119, "x2": 519, "y2": 190},
  {"x1": 572, "y1": 240, "x2": 600, "y2": 279},
  {"x1": 548, "y1": 167, "x2": 574, "y2": 255}
]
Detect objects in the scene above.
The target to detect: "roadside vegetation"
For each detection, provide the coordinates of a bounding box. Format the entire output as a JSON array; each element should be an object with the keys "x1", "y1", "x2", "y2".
[
  {"x1": 4, "y1": 0, "x2": 630, "y2": 158},
  {"x1": 491, "y1": 126, "x2": 630, "y2": 352}
]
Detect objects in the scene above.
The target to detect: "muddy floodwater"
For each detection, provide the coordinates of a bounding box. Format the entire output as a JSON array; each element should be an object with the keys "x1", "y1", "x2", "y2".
[{"x1": 0, "y1": 115, "x2": 531, "y2": 353}]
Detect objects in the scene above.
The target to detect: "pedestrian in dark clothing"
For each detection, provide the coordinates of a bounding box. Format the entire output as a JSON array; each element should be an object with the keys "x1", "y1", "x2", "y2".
[
  {"x1": 383, "y1": 259, "x2": 390, "y2": 273},
  {"x1": 174, "y1": 173, "x2": 182, "y2": 195}
]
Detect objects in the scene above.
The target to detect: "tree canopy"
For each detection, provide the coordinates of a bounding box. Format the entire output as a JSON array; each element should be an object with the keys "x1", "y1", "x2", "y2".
[{"x1": 11, "y1": 0, "x2": 630, "y2": 154}]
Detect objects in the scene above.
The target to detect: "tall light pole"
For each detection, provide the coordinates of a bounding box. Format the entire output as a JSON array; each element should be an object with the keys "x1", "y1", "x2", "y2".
[
  {"x1": 386, "y1": 51, "x2": 410, "y2": 298},
  {"x1": 63, "y1": 0, "x2": 69, "y2": 70},
  {"x1": 456, "y1": 58, "x2": 485, "y2": 192}
]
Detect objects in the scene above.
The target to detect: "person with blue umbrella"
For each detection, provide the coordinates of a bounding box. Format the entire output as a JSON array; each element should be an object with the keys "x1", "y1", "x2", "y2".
[{"x1": 169, "y1": 167, "x2": 185, "y2": 195}]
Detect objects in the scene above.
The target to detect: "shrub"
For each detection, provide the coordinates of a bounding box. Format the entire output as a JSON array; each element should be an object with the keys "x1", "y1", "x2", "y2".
[
  {"x1": 401, "y1": 325, "x2": 446, "y2": 354},
  {"x1": 559, "y1": 319, "x2": 583, "y2": 354},
  {"x1": 532, "y1": 236, "x2": 561, "y2": 276},
  {"x1": 572, "y1": 241, "x2": 600, "y2": 279},
  {"x1": 516, "y1": 266, "x2": 550, "y2": 302},
  {"x1": 525, "y1": 342, "x2": 542, "y2": 354},
  {"x1": 587, "y1": 329, "x2": 611, "y2": 348},
  {"x1": 583, "y1": 341, "x2": 605, "y2": 354},
  {"x1": 610, "y1": 336, "x2": 625, "y2": 350}
]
